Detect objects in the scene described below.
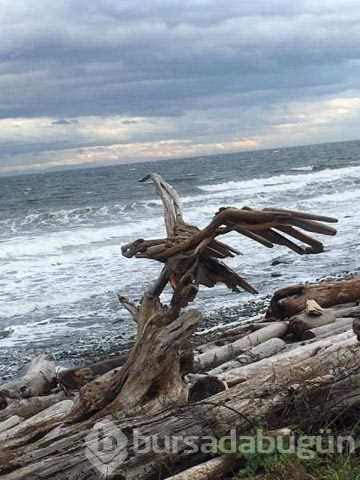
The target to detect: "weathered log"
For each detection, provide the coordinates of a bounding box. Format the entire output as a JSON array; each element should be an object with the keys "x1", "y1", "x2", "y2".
[
  {"x1": 0, "y1": 392, "x2": 66, "y2": 421},
  {"x1": 334, "y1": 304, "x2": 360, "y2": 318},
  {"x1": 194, "y1": 322, "x2": 288, "y2": 372},
  {"x1": 1, "y1": 339, "x2": 359, "y2": 480},
  {"x1": 288, "y1": 310, "x2": 336, "y2": 339},
  {"x1": 301, "y1": 316, "x2": 354, "y2": 340},
  {"x1": 219, "y1": 331, "x2": 356, "y2": 384},
  {"x1": 297, "y1": 303, "x2": 360, "y2": 341},
  {"x1": 0, "y1": 416, "x2": 23, "y2": 434},
  {"x1": 0, "y1": 400, "x2": 74, "y2": 449},
  {"x1": 267, "y1": 277, "x2": 360, "y2": 320},
  {"x1": 0, "y1": 355, "x2": 57, "y2": 400},
  {"x1": 208, "y1": 337, "x2": 286, "y2": 375},
  {"x1": 194, "y1": 319, "x2": 270, "y2": 356}
]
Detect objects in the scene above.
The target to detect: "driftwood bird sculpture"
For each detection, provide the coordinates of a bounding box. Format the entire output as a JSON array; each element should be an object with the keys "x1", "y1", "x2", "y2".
[
  {"x1": 122, "y1": 173, "x2": 338, "y2": 307},
  {"x1": 68, "y1": 173, "x2": 338, "y2": 421}
]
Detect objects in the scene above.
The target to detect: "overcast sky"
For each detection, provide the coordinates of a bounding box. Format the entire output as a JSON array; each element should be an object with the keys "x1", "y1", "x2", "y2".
[{"x1": 1, "y1": 0, "x2": 360, "y2": 174}]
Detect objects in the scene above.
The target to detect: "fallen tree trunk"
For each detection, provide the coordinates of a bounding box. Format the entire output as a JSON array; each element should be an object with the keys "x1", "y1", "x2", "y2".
[
  {"x1": 219, "y1": 330, "x2": 356, "y2": 384},
  {"x1": 194, "y1": 322, "x2": 288, "y2": 372},
  {"x1": 333, "y1": 304, "x2": 360, "y2": 318},
  {"x1": 1, "y1": 339, "x2": 360, "y2": 479},
  {"x1": 0, "y1": 416, "x2": 23, "y2": 434},
  {"x1": 301, "y1": 316, "x2": 354, "y2": 340},
  {"x1": 194, "y1": 317, "x2": 267, "y2": 354},
  {"x1": 208, "y1": 337, "x2": 286, "y2": 375},
  {"x1": 287, "y1": 309, "x2": 336, "y2": 339},
  {"x1": 0, "y1": 399, "x2": 74, "y2": 449},
  {"x1": 266, "y1": 277, "x2": 360, "y2": 320}
]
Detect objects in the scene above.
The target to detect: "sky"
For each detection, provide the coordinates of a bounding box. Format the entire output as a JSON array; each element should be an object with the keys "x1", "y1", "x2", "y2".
[{"x1": 1, "y1": 0, "x2": 360, "y2": 174}]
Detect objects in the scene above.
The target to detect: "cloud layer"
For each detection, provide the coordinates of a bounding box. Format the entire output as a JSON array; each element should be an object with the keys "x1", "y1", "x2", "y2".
[{"x1": 1, "y1": 0, "x2": 360, "y2": 173}]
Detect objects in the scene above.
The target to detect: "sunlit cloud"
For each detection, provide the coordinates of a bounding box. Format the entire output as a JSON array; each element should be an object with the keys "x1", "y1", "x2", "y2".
[{"x1": 0, "y1": 136, "x2": 259, "y2": 174}]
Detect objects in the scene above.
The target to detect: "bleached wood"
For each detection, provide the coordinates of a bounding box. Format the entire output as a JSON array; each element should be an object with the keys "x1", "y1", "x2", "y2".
[
  {"x1": 2, "y1": 338, "x2": 360, "y2": 480},
  {"x1": 306, "y1": 299, "x2": 323, "y2": 315},
  {"x1": 0, "y1": 400, "x2": 74, "y2": 449},
  {"x1": 194, "y1": 322, "x2": 288, "y2": 372},
  {"x1": 0, "y1": 416, "x2": 23, "y2": 434},
  {"x1": 219, "y1": 331, "x2": 356, "y2": 384},
  {"x1": 208, "y1": 338, "x2": 286, "y2": 375},
  {"x1": 306, "y1": 317, "x2": 354, "y2": 339}
]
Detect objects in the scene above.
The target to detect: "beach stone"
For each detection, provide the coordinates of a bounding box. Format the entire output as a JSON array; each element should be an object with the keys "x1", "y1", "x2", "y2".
[
  {"x1": 0, "y1": 329, "x2": 13, "y2": 339},
  {"x1": 271, "y1": 255, "x2": 292, "y2": 266}
]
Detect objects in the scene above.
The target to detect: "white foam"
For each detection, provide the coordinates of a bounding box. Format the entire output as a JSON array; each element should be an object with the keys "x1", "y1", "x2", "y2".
[
  {"x1": 290, "y1": 166, "x2": 314, "y2": 172},
  {"x1": 0, "y1": 218, "x2": 165, "y2": 260},
  {"x1": 197, "y1": 165, "x2": 360, "y2": 194}
]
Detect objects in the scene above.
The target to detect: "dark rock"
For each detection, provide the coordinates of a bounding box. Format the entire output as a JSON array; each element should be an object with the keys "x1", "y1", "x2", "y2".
[
  {"x1": 271, "y1": 255, "x2": 292, "y2": 266},
  {"x1": 0, "y1": 328, "x2": 13, "y2": 339}
]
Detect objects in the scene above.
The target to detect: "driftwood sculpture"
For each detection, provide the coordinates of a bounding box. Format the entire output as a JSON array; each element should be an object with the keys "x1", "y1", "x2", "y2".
[
  {"x1": 122, "y1": 174, "x2": 337, "y2": 298},
  {"x1": 66, "y1": 173, "x2": 338, "y2": 421}
]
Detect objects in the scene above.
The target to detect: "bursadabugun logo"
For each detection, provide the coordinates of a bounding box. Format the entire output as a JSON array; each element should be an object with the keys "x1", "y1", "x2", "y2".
[
  {"x1": 85, "y1": 419, "x2": 128, "y2": 476},
  {"x1": 84, "y1": 423, "x2": 356, "y2": 476}
]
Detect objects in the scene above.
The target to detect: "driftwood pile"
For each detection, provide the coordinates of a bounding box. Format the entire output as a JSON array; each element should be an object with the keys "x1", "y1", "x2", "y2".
[
  {"x1": 1, "y1": 174, "x2": 359, "y2": 480},
  {"x1": 1, "y1": 277, "x2": 360, "y2": 479}
]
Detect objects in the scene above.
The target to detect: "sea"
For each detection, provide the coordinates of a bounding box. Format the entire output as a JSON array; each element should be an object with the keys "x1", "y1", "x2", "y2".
[{"x1": 1, "y1": 140, "x2": 360, "y2": 376}]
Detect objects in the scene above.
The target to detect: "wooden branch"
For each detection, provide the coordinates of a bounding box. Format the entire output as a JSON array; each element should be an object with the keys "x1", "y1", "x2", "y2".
[{"x1": 118, "y1": 295, "x2": 139, "y2": 321}]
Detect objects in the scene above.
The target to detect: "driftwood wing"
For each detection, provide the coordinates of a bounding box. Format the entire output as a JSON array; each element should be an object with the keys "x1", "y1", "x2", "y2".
[{"x1": 207, "y1": 206, "x2": 338, "y2": 255}]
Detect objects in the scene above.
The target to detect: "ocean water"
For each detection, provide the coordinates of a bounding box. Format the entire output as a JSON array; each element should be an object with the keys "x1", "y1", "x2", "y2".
[{"x1": 1, "y1": 140, "x2": 360, "y2": 366}]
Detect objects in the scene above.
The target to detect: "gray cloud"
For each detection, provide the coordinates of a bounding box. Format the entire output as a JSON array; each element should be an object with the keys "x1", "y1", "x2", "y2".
[{"x1": 0, "y1": 0, "x2": 360, "y2": 172}]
